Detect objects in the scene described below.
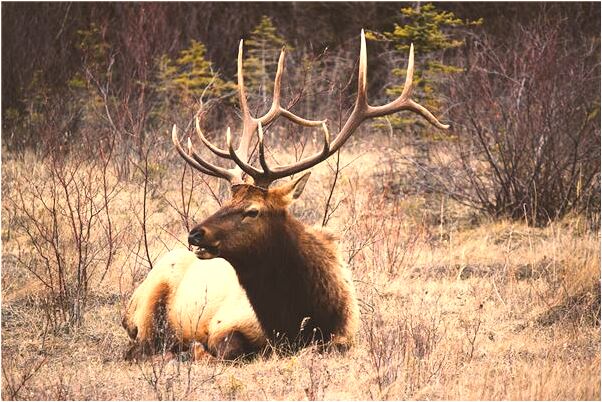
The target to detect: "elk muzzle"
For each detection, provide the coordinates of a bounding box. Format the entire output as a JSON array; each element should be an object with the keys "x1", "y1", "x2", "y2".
[{"x1": 188, "y1": 226, "x2": 221, "y2": 259}]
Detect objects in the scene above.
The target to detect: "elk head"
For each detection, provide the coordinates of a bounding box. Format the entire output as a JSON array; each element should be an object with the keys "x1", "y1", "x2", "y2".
[{"x1": 187, "y1": 172, "x2": 310, "y2": 261}]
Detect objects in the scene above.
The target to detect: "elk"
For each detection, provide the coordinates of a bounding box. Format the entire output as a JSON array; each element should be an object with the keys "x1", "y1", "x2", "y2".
[
  {"x1": 171, "y1": 31, "x2": 448, "y2": 351},
  {"x1": 122, "y1": 249, "x2": 266, "y2": 360}
]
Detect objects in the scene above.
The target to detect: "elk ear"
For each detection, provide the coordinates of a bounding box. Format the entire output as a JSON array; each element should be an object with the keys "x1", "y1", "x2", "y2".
[
  {"x1": 290, "y1": 172, "x2": 311, "y2": 199},
  {"x1": 272, "y1": 172, "x2": 311, "y2": 204}
]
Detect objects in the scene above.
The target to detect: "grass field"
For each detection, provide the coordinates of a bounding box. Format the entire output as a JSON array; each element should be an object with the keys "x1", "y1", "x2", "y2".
[{"x1": 2, "y1": 134, "x2": 600, "y2": 400}]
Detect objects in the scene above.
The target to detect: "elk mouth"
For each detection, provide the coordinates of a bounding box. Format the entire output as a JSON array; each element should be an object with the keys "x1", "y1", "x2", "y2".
[{"x1": 191, "y1": 244, "x2": 220, "y2": 259}]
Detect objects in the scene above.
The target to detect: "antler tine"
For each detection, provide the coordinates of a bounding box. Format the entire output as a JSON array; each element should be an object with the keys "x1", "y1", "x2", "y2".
[
  {"x1": 328, "y1": 31, "x2": 449, "y2": 156},
  {"x1": 357, "y1": 28, "x2": 368, "y2": 106},
  {"x1": 230, "y1": 40, "x2": 258, "y2": 170},
  {"x1": 195, "y1": 118, "x2": 230, "y2": 158},
  {"x1": 400, "y1": 43, "x2": 414, "y2": 100},
  {"x1": 366, "y1": 42, "x2": 450, "y2": 129},
  {"x1": 171, "y1": 125, "x2": 235, "y2": 180},
  {"x1": 237, "y1": 40, "x2": 250, "y2": 120},
  {"x1": 256, "y1": 121, "x2": 331, "y2": 184},
  {"x1": 257, "y1": 122, "x2": 272, "y2": 175},
  {"x1": 259, "y1": 46, "x2": 324, "y2": 128},
  {"x1": 270, "y1": 48, "x2": 285, "y2": 111},
  {"x1": 226, "y1": 127, "x2": 263, "y2": 177}
]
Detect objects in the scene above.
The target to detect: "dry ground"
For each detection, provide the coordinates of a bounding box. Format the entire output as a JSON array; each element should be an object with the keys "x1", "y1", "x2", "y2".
[{"x1": 1, "y1": 134, "x2": 600, "y2": 400}]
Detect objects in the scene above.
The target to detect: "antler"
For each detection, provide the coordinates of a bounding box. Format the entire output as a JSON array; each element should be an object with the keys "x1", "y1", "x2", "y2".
[
  {"x1": 172, "y1": 40, "x2": 324, "y2": 185},
  {"x1": 327, "y1": 30, "x2": 450, "y2": 153},
  {"x1": 172, "y1": 30, "x2": 449, "y2": 187}
]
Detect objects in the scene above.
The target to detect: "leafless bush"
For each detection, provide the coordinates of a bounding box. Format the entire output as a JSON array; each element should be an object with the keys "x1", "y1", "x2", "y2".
[
  {"x1": 366, "y1": 202, "x2": 424, "y2": 277},
  {"x1": 3, "y1": 150, "x2": 120, "y2": 330},
  {"x1": 341, "y1": 184, "x2": 424, "y2": 277},
  {"x1": 363, "y1": 301, "x2": 445, "y2": 399},
  {"x1": 1, "y1": 350, "x2": 48, "y2": 400},
  {"x1": 422, "y1": 15, "x2": 600, "y2": 226},
  {"x1": 161, "y1": 164, "x2": 202, "y2": 233},
  {"x1": 460, "y1": 314, "x2": 482, "y2": 362}
]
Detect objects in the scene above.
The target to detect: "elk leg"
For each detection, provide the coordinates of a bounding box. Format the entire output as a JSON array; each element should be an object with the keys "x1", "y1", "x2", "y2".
[{"x1": 190, "y1": 341, "x2": 212, "y2": 361}]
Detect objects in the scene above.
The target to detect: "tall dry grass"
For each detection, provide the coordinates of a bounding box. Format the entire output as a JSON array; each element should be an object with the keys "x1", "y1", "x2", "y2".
[{"x1": 1, "y1": 132, "x2": 600, "y2": 400}]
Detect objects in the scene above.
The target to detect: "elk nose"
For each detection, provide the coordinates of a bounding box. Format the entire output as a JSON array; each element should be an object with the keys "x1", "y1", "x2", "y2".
[{"x1": 188, "y1": 228, "x2": 206, "y2": 246}]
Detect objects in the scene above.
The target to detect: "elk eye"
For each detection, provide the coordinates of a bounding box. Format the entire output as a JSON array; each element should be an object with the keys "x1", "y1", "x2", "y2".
[{"x1": 243, "y1": 207, "x2": 259, "y2": 219}]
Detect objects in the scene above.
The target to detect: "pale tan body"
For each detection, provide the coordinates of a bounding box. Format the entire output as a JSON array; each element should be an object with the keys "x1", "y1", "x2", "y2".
[{"x1": 122, "y1": 248, "x2": 265, "y2": 358}]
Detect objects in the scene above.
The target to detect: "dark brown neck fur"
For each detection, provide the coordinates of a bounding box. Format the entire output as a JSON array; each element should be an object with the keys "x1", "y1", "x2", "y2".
[{"x1": 226, "y1": 214, "x2": 351, "y2": 348}]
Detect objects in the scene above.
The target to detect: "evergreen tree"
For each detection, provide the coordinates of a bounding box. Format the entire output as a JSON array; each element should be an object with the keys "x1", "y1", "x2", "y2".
[
  {"x1": 158, "y1": 39, "x2": 233, "y2": 107},
  {"x1": 367, "y1": 3, "x2": 481, "y2": 131}
]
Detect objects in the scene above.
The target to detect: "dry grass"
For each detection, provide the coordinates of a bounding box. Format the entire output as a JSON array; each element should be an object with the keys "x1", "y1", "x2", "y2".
[{"x1": 2, "y1": 135, "x2": 600, "y2": 400}]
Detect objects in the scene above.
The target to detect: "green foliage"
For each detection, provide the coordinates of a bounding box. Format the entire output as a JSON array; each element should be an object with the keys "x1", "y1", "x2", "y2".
[
  {"x1": 157, "y1": 40, "x2": 233, "y2": 107},
  {"x1": 3, "y1": 23, "x2": 112, "y2": 151},
  {"x1": 22, "y1": 70, "x2": 51, "y2": 121},
  {"x1": 378, "y1": 4, "x2": 470, "y2": 52},
  {"x1": 75, "y1": 23, "x2": 111, "y2": 80},
  {"x1": 368, "y1": 3, "x2": 481, "y2": 131},
  {"x1": 244, "y1": 16, "x2": 291, "y2": 102}
]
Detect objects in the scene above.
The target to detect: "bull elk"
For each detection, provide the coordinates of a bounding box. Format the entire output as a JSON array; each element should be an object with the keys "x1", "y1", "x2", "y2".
[
  {"x1": 174, "y1": 30, "x2": 448, "y2": 350},
  {"x1": 126, "y1": 30, "x2": 448, "y2": 359}
]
